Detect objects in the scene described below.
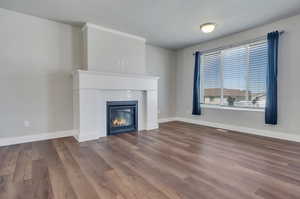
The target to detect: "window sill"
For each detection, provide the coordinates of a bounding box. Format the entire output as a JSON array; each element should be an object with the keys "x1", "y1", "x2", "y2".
[{"x1": 201, "y1": 104, "x2": 265, "y2": 112}]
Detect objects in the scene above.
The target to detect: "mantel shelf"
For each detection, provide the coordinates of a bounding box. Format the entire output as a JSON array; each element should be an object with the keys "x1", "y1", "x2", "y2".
[
  {"x1": 73, "y1": 70, "x2": 160, "y2": 80},
  {"x1": 73, "y1": 70, "x2": 159, "y2": 91}
]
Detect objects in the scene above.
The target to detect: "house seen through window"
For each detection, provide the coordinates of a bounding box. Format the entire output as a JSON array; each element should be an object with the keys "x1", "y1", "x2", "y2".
[{"x1": 201, "y1": 41, "x2": 268, "y2": 109}]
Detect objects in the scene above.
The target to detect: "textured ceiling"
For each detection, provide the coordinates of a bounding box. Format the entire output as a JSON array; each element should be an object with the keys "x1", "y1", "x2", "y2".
[{"x1": 1, "y1": 0, "x2": 300, "y2": 49}]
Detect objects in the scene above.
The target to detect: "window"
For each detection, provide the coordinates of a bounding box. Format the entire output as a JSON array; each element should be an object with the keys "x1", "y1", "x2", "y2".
[{"x1": 201, "y1": 41, "x2": 267, "y2": 109}]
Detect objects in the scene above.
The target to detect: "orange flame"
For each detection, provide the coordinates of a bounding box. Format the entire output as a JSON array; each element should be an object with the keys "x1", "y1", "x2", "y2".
[{"x1": 113, "y1": 118, "x2": 127, "y2": 126}]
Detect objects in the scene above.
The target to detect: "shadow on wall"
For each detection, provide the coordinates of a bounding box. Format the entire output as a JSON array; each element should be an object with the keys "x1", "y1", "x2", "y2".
[
  {"x1": 46, "y1": 27, "x2": 83, "y2": 132},
  {"x1": 46, "y1": 72, "x2": 74, "y2": 132}
]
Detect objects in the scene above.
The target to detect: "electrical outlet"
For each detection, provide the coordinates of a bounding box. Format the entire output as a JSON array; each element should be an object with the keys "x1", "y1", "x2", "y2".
[{"x1": 24, "y1": 120, "x2": 31, "y2": 128}]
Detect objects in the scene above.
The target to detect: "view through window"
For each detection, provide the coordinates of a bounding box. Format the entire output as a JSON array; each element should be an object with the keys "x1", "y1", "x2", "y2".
[{"x1": 201, "y1": 41, "x2": 267, "y2": 109}]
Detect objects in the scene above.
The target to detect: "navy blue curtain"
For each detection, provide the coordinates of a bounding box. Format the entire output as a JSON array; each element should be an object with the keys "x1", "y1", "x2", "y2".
[
  {"x1": 192, "y1": 51, "x2": 202, "y2": 115},
  {"x1": 265, "y1": 31, "x2": 279, "y2": 125}
]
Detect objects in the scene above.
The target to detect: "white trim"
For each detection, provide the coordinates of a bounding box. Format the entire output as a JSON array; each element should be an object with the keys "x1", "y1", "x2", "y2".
[
  {"x1": 74, "y1": 131, "x2": 102, "y2": 142},
  {"x1": 158, "y1": 117, "x2": 300, "y2": 143},
  {"x1": 2, "y1": 118, "x2": 298, "y2": 146},
  {"x1": 73, "y1": 70, "x2": 159, "y2": 80},
  {"x1": 146, "y1": 124, "x2": 159, "y2": 130},
  {"x1": 0, "y1": 130, "x2": 76, "y2": 147},
  {"x1": 73, "y1": 70, "x2": 159, "y2": 141},
  {"x1": 201, "y1": 104, "x2": 265, "y2": 112},
  {"x1": 158, "y1": 118, "x2": 177, "y2": 123},
  {"x1": 73, "y1": 69, "x2": 159, "y2": 91},
  {"x1": 81, "y1": 23, "x2": 146, "y2": 42}
]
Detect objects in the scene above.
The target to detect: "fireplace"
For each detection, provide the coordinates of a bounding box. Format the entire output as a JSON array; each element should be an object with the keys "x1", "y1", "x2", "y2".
[
  {"x1": 73, "y1": 70, "x2": 159, "y2": 141},
  {"x1": 106, "y1": 101, "x2": 138, "y2": 136}
]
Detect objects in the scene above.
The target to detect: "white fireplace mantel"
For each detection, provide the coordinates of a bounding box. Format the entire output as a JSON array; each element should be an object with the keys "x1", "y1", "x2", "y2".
[{"x1": 73, "y1": 70, "x2": 160, "y2": 142}]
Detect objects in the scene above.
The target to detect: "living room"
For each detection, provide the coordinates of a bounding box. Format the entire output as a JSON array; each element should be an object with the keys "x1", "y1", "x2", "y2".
[{"x1": 0, "y1": 1, "x2": 300, "y2": 198}]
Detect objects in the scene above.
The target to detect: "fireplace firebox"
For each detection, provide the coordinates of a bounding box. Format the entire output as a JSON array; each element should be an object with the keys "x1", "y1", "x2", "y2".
[{"x1": 106, "y1": 101, "x2": 138, "y2": 136}]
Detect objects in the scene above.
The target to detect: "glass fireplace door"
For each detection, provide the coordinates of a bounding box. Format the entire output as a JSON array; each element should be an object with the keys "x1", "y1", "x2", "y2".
[
  {"x1": 110, "y1": 107, "x2": 134, "y2": 128},
  {"x1": 107, "y1": 101, "x2": 138, "y2": 135}
]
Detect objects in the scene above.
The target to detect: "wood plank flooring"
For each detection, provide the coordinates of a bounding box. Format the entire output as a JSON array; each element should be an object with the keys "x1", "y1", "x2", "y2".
[{"x1": 1, "y1": 121, "x2": 300, "y2": 199}]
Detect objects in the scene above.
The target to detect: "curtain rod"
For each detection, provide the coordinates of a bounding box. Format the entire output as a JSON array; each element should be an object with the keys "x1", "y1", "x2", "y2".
[{"x1": 193, "y1": 31, "x2": 284, "y2": 55}]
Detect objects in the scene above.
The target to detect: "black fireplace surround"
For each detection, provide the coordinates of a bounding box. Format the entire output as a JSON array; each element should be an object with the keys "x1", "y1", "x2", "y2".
[{"x1": 106, "y1": 101, "x2": 138, "y2": 136}]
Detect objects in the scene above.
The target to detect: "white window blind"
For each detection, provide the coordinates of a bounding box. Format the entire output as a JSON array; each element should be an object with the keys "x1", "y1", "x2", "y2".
[
  {"x1": 202, "y1": 52, "x2": 221, "y2": 105},
  {"x1": 202, "y1": 41, "x2": 267, "y2": 109},
  {"x1": 223, "y1": 46, "x2": 248, "y2": 106},
  {"x1": 248, "y1": 42, "x2": 268, "y2": 108}
]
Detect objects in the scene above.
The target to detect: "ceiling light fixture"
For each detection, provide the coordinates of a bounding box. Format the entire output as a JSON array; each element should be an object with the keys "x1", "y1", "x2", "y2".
[{"x1": 200, "y1": 23, "x2": 216, "y2": 33}]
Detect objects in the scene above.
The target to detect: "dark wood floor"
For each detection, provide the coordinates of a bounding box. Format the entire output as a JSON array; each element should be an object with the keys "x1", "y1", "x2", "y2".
[{"x1": 1, "y1": 122, "x2": 300, "y2": 199}]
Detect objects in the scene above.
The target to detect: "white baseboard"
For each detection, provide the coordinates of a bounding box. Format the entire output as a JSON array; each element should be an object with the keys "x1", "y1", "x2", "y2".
[
  {"x1": 146, "y1": 124, "x2": 159, "y2": 130},
  {"x1": 159, "y1": 117, "x2": 300, "y2": 143},
  {"x1": 158, "y1": 118, "x2": 177, "y2": 123},
  {"x1": 0, "y1": 130, "x2": 76, "y2": 147},
  {"x1": 2, "y1": 118, "x2": 298, "y2": 147},
  {"x1": 73, "y1": 131, "x2": 102, "y2": 142}
]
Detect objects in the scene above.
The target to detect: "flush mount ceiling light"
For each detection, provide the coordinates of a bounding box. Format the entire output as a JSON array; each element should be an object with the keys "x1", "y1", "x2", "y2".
[{"x1": 200, "y1": 23, "x2": 216, "y2": 33}]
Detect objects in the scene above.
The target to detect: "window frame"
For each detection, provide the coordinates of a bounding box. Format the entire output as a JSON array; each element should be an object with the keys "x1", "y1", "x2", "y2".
[{"x1": 200, "y1": 40, "x2": 267, "y2": 111}]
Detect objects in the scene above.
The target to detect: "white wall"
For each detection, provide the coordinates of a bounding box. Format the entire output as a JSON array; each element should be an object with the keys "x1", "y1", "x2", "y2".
[
  {"x1": 175, "y1": 14, "x2": 300, "y2": 136},
  {"x1": 0, "y1": 8, "x2": 177, "y2": 140},
  {"x1": 5, "y1": 7, "x2": 300, "y2": 141},
  {"x1": 82, "y1": 24, "x2": 177, "y2": 119},
  {"x1": 84, "y1": 24, "x2": 146, "y2": 74},
  {"x1": 82, "y1": 27, "x2": 88, "y2": 70},
  {"x1": 0, "y1": 8, "x2": 82, "y2": 138},
  {"x1": 146, "y1": 45, "x2": 176, "y2": 119}
]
